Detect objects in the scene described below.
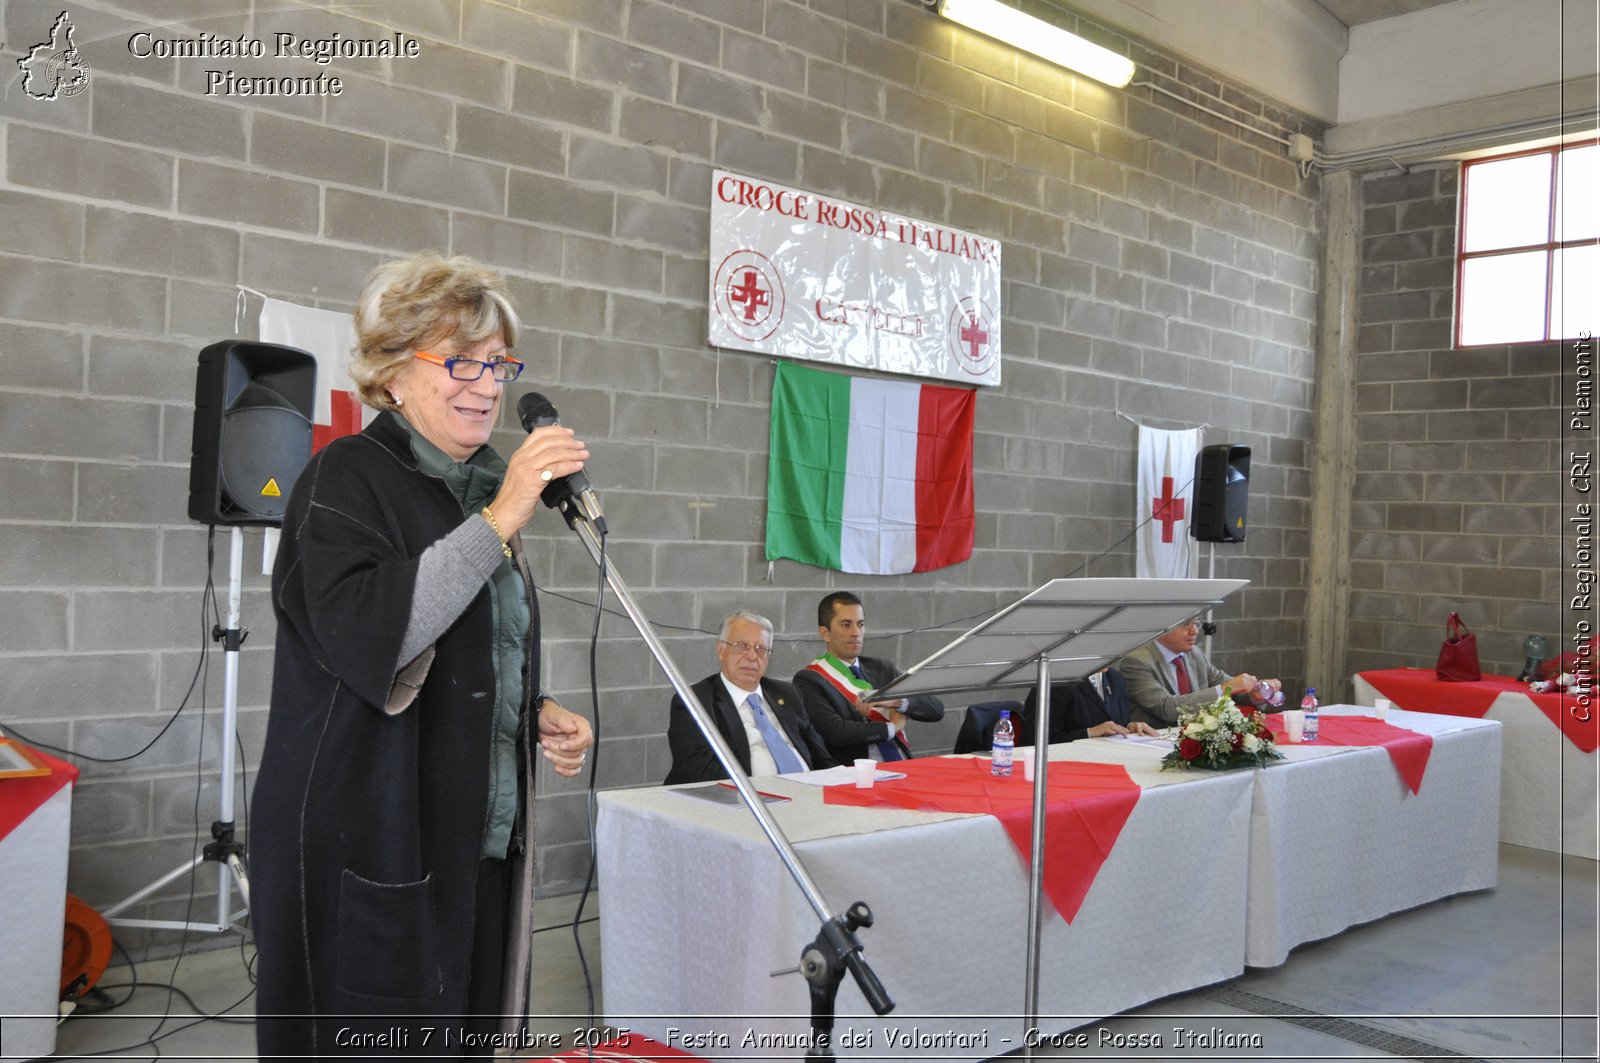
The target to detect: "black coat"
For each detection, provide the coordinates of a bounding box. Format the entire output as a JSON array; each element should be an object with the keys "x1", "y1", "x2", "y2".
[
  {"x1": 1022, "y1": 669, "x2": 1132, "y2": 744},
  {"x1": 664, "y1": 673, "x2": 836, "y2": 784},
  {"x1": 252, "y1": 411, "x2": 539, "y2": 1058},
  {"x1": 792, "y1": 655, "x2": 945, "y2": 764}
]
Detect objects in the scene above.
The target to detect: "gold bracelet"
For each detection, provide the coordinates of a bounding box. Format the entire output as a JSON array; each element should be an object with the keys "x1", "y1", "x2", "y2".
[{"x1": 481, "y1": 505, "x2": 513, "y2": 559}]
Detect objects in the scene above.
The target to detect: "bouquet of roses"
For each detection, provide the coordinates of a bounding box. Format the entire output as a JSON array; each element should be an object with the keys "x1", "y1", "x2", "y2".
[{"x1": 1160, "y1": 692, "x2": 1284, "y2": 771}]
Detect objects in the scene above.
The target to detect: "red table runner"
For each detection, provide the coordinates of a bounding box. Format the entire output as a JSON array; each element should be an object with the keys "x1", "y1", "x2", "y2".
[
  {"x1": 824, "y1": 756, "x2": 1141, "y2": 923},
  {"x1": 1268, "y1": 713, "x2": 1433, "y2": 794},
  {"x1": 1359, "y1": 667, "x2": 1597, "y2": 753},
  {"x1": 0, "y1": 743, "x2": 78, "y2": 844}
]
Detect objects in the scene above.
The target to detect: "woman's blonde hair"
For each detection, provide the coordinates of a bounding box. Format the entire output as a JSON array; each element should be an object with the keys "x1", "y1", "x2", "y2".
[{"x1": 349, "y1": 251, "x2": 521, "y2": 410}]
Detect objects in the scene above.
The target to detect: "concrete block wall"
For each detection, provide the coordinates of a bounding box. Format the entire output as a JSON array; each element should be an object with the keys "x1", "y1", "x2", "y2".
[
  {"x1": 1, "y1": 0, "x2": 1321, "y2": 941},
  {"x1": 1350, "y1": 164, "x2": 1563, "y2": 678}
]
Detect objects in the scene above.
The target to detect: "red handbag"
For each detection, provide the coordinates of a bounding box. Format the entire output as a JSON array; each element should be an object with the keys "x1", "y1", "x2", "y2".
[{"x1": 1435, "y1": 612, "x2": 1481, "y2": 681}]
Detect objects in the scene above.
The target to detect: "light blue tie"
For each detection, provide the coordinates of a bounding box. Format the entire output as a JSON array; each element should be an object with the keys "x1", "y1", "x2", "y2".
[{"x1": 748, "y1": 693, "x2": 806, "y2": 774}]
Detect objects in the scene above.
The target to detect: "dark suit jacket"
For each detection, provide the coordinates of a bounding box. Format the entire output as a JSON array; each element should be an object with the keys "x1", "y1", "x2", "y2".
[
  {"x1": 792, "y1": 656, "x2": 944, "y2": 765},
  {"x1": 1116, "y1": 642, "x2": 1231, "y2": 726},
  {"x1": 665, "y1": 673, "x2": 837, "y2": 785},
  {"x1": 1021, "y1": 668, "x2": 1131, "y2": 744}
]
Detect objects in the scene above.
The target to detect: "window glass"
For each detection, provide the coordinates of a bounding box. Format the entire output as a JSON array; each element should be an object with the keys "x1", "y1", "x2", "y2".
[
  {"x1": 1458, "y1": 252, "x2": 1547, "y2": 346},
  {"x1": 1555, "y1": 143, "x2": 1600, "y2": 242},
  {"x1": 1461, "y1": 153, "x2": 1551, "y2": 252},
  {"x1": 1550, "y1": 244, "x2": 1599, "y2": 339},
  {"x1": 1457, "y1": 143, "x2": 1595, "y2": 345}
]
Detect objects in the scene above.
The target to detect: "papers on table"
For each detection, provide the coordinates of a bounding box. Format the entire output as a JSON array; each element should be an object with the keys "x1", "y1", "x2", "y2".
[
  {"x1": 671, "y1": 782, "x2": 791, "y2": 806},
  {"x1": 1096, "y1": 732, "x2": 1173, "y2": 750},
  {"x1": 788, "y1": 765, "x2": 907, "y2": 787}
]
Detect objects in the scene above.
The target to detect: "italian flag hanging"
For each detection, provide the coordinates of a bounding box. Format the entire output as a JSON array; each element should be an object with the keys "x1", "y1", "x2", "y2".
[{"x1": 765, "y1": 360, "x2": 975, "y2": 575}]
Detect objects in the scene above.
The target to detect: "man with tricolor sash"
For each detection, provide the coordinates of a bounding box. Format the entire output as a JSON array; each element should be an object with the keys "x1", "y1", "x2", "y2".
[{"x1": 793, "y1": 592, "x2": 945, "y2": 766}]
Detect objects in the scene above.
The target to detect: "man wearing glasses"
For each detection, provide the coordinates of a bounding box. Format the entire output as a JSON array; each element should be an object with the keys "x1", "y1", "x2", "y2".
[
  {"x1": 1117, "y1": 618, "x2": 1281, "y2": 727},
  {"x1": 663, "y1": 610, "x2": 837, "y2": 784}
]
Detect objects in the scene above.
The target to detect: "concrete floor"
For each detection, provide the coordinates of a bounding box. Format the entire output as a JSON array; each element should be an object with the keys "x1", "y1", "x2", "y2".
[{"x1": 42, "y1": 844, "x2": 1599, "y2": 1062}]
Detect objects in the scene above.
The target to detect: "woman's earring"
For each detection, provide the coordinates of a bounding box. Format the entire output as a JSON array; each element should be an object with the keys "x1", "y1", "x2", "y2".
[{"x1": 390, "y1": 394, "x2": 404, "y2": 408}]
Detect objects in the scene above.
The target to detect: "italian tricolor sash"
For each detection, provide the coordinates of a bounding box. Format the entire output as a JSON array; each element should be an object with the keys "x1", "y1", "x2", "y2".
[
  {"x1": 805, "y1": 653, "x2": 873, "y2": 706},
  {"x1": 805, "y1": 654, "x2": 910, "y2": 754}
]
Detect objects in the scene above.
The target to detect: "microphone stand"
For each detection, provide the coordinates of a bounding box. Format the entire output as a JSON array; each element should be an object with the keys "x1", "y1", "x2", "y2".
[{"x1": 547, "y1": 497, "x2": 894, "y2": 1058}]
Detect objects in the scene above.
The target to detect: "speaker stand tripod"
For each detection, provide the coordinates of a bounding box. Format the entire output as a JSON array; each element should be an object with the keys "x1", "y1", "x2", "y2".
[{"x1": 103, "y1": 526, "x2": 251, "y2": 934}]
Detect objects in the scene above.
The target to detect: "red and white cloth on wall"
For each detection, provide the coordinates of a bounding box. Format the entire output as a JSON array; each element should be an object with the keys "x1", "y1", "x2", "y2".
[{"x1": 1134, "y1": 424, "x2": 1200, "y2": 579}]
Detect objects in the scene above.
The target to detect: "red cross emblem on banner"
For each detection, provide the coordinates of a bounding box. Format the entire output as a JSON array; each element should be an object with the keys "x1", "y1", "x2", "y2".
[
  {"x1": 1151, "y1": 475, "x2": 1185, "y2": 543},
  {"x1": 959, "y1": 313, "x2": 988, "y2": 362},
  {"x1": 728, "y1": 269, "x2": 770, "y2": 322}
]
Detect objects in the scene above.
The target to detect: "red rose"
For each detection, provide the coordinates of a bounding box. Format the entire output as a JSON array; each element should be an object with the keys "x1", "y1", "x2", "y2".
[
  {"x1": 1179, "y1": 737, "x2": 1202, "y2": 760},
  {"x1": 1231, "y1": 731, "x2": 1245, "y2": 750}
]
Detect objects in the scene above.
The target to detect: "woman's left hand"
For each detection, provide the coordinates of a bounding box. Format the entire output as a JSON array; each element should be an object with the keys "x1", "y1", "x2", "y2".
[
  {"x1": 1128, "y1": 721, "x2": 1161, "y2": 737},
  {"x1": 537, "y1": 700, "x2": 594, "y2": 777}
]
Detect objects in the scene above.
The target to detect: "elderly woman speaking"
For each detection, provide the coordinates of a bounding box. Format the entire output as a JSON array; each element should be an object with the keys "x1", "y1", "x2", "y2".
[{"x1": 252, "y1": 252, "x2": 594, "y2": 1058}]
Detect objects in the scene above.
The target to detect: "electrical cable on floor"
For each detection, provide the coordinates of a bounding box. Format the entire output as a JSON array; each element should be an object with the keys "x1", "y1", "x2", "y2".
[{"x1": 46, "y1": 526, "x2": 261, "y2": 1059}]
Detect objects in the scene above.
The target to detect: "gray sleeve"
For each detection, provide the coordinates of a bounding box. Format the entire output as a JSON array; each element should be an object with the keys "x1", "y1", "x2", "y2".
[{"x1": 395, "y1": 514, "x2": 508, "y2": 670}]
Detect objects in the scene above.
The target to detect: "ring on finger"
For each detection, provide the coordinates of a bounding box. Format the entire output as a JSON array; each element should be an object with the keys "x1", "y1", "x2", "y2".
[{"x1": 540, "y1": 468, "x2": 553, "y2": 482}]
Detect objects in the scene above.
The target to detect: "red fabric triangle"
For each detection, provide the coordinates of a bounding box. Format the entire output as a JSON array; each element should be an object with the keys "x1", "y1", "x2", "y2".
[{"x1": 825, "y1": 757, "x2": 1140, "y2": 923}]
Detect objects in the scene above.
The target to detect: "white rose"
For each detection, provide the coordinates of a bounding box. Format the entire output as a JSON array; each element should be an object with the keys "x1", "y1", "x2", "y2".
[
  {"x1": 1242, "y1": 733, "x2": 1261, "y2": 753},
  {"x1": 1201, "y1": 713, "x2": 1218, "y2": 732}
]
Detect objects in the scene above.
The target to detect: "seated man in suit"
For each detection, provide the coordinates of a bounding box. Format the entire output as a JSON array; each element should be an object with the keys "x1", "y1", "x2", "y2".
[
  {"x1": 1021, "y1": 666, "x2": 1161, "y2": 744},
  {"x1": 1117, "y1": 618, "x2": 1281, "y2": 727},
  {"x1": 792, "y1": 591, "x2": 944, "y2": 765},
  {"x1": 665, "y1": 609, "x2": 836, "y2": 785}
]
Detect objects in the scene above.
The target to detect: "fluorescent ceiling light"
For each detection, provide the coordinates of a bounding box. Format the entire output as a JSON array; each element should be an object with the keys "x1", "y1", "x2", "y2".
[{"x1": 937, "y1": 0, "x2": 1136, "y2": 88}]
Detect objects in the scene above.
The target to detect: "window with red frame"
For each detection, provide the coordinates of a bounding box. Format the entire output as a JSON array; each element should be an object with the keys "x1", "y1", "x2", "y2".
[{"x1": 1456, "y1": 142, "x2": 1598, "y2": 347}]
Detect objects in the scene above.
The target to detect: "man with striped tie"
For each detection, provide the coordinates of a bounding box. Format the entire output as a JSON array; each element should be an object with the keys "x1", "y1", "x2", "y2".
[
  {"x1": 793, "y1": 592, "x2": 945, "y2": 766},
  {"x1": 1117, "y1": 618, "x2": 1280, "y2": 728},
  {"x1": 664, "y1": 609, "x2": 836, "y2": 785}
]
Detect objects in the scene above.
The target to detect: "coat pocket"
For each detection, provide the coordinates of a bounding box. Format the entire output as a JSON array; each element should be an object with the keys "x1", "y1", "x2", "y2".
[{"x1": 336, "y1": 868, "x2": 443, "y2": 1000}]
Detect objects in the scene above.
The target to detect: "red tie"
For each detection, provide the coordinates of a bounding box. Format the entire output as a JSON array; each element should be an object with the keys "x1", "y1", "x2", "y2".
[{"x1": 1172, "y1": 655, "x2": 1192, "y2": 695}]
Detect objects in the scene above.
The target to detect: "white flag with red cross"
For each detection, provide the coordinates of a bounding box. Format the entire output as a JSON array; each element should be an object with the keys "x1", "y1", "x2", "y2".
[
  {"x1": 1135, "y1": 424, "x2": 1201, "y2": 578},
  {"x1": 258, "y1": 297, "x2": 370, "y2": 452}
]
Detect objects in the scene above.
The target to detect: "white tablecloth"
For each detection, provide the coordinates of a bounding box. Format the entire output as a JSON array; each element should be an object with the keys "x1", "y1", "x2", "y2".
[
  {"x1": 598, "y1": 750, "x2": 1254, "y2": 1062},
  {"x1": 1243, "y1": 706, "x2": 1502, "y2": 967},
  {"x1": 1353, "y1": 674, "x2": 1595, "y2": 858},
  {"x1": 0, "y1": 781, "x2": 72, "y2": 1062},
  {"x1": 598, "y1": 710, "x2": 1502, "y2": 1058}
]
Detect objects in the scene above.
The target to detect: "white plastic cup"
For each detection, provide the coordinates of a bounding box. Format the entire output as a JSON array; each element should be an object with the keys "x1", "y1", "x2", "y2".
[
  {"x1": 1020, "y1": 748, "x2": 1035, "y2": 782},
  {"x1": 1283, "y1": 709, "x2": 1305, "y2": 743},
  {"x1": 853, "y1": 758, "x2": 876, "y2": 788},
  {"x1": 1373, "y1": 698, "x2": 1392, "y2": 721}
]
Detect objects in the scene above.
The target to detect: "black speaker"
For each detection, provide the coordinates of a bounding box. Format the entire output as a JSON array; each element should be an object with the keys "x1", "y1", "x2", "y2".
[
  {"x1": 1190, "y1": 443, "x2": 1250, "y2": 543},
  {"x1": 187, "y1": 340, "x2": 317, "y2": 526}
]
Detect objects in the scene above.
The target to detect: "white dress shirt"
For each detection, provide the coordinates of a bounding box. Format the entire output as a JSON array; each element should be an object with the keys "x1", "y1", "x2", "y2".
[{"x1": 720, "y1": 675, "x2": 802, "y2": 776}]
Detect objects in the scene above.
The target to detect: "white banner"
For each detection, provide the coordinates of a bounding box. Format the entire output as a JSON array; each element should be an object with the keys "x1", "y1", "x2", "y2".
[
  {"x1": 708, "y1": 169, "x2": 1002, "y2": 387},
  {"x1": 258, "y1": 297, "x2": 370, "y2": 451},
  {"x1": 1136, "y1": 424, "x2": 1201, "y2": 579}
]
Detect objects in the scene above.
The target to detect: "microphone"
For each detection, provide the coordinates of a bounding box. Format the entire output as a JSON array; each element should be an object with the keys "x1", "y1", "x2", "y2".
[{"x1": 516, "y1": 392, "x2": 607, "y2": 534}]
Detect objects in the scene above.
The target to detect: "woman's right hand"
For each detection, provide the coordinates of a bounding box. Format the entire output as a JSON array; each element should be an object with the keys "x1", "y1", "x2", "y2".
[{"x1": 487, "y1": 424, "x2": 590, "y2": 535}]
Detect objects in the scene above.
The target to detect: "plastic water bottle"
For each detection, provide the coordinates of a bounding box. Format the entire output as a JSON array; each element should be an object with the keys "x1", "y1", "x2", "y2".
[
  {"x1": 991, "y1": 710, "x2": 1015, "y2": 777},
  {"x1": 1301, "y1": 687, "x2": 1320, "y2": 741}
]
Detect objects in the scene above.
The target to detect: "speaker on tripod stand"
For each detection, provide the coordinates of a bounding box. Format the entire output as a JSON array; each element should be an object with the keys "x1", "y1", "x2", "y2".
[
  {"x1": 187, "y1": 340, "x2": 317, "y2": 525},
  {"x1": 106, "y1": 341, "x2": 316, "y2": 935}
]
